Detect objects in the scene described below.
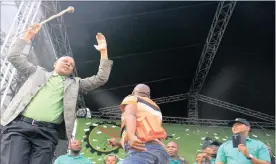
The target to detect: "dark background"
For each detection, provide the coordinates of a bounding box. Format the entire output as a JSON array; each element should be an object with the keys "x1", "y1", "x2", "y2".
[{"x1": 59, "y1": 1, "x2": 275, "y2": 121}]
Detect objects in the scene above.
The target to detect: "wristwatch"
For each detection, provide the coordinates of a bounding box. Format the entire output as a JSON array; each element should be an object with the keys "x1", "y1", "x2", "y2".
[{"x1": 247, "y1": 154, "x2": 254, "y2": 160}]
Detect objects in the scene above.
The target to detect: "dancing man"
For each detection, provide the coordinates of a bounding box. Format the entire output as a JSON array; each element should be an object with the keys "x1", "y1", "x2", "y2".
[
  {"x1": 0, "y1": 24, "x2": 113, "y2": 164},
  {"x1": 119, "y1": 84, "x2": 169, "y2": 164}
]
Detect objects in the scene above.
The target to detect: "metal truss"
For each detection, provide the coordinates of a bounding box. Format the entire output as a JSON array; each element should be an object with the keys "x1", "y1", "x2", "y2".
[
  {"x1": 40, "y1": 1, "x2": 77, "y2": 75},
  {"x1": 0, "y1": 31, "x2": 6, "y2": 45},
  {"x1": 99, "y1": 93, "x2": 189, "y2": 113},
  {"x1": 87, "y1": 111, "x2": 274, "y2": 129},
  {"x1": 198, "y1": 95, "x2": 275, "y2": 123},
  {"x1": 96, "y1": 92, "x2": 274, "y2": 124},
  {"x1": 187, "y1": 1, "x2": 237, "y2": 119},
  {"x1": 1, "y1": 0, "x2": 42, "y2": 109},
  {"x1": 41, "y1": 1, "x2": 86, "y2": 109}
]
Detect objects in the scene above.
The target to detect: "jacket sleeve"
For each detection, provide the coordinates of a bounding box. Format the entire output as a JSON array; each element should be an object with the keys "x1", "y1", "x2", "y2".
[
  {"x1": 7, "y1": 39, "x2": 37, "y2": 77},
  {"x1": 79, "y1": 59, "x2": 113, "y2": 93}
]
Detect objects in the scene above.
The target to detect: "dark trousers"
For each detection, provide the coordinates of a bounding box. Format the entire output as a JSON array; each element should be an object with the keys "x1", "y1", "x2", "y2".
[{"x1": 0, "y1": 118, "x2": 59, "y2": 164}]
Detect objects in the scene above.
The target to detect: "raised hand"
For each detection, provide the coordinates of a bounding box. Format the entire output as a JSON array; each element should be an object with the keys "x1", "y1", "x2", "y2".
[
  {"x1": 94, "y1": 33, "x2": 107, "y2": 52},
  {"x1": 23, "y1": 24, "x2": 41, "y2": 41}
]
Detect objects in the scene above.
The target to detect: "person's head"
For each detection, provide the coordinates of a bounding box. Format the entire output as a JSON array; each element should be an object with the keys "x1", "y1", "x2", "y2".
[
  {"x1": 228, "y1": 118, "x2": 250, "y2": 136},
  {"x1": 132, "y1": 84, "x2": 150, "y2": 98},
  {"x1": 202, "y1": 137, "x2": 220, "y2": 158},
  {"x1": 167, "y1": 141, "x2": 179, "y2": 157},
  {"x1": 54, "y1": 56, "x2": 75, "y2": 76},
  {"x1": 69, "y1": 140, "x2": 82, "y2": 154},
  {"x1": 203, "y1": 145, "x2": 218, "y2": 157},
  {"x1": 195, "y1": 152, "x2": 207, "y2": 162},
  {"x1": 104, "y1": 154, "x2": 119, "y2": 164}
]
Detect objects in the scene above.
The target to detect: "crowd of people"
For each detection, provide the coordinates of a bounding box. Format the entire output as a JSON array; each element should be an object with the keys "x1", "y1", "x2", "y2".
[
  {"x1": 53, "y1": 119, "x2": 275, "y2": 164},
  {"x1": 0, "y1": 24, "x2": 275, "y2": 164}
]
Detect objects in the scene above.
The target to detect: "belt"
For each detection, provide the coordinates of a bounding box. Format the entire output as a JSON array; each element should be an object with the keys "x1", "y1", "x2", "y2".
[{"x1": 18, "y1": 115, "x2": 58, "y2": 129}]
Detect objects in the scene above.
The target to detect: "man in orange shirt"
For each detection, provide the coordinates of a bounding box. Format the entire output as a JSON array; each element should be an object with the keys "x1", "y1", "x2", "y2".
[{"x1": 119, "y1": 84, "x2": 169, "y2": 164}]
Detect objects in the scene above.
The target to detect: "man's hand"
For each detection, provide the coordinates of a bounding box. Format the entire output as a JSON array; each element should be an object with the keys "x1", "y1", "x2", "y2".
[
  {"x1": 107, "y1": 138, "x2": 121, "y2": 147},
  {"x1": 238, "y1": 144, "x2": 249, "y2": 157},
  {"x1": 128, "y1": 135, "x2": 146, "y2": 151},
  {"x1": 94, "y1": 33, "x2": 107, "y2": 52},
  {"x1": 198, "y1": 154, "x2": 206, "y2": 162},
  {"x1": 23, "y1": 24, "x2": 41, "y2": 41}
]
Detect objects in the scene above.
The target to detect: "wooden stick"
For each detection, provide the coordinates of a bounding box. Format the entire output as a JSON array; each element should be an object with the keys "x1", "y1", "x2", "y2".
[{"x1": 39, "y1": 6, "x2": 74, "y2": 25}]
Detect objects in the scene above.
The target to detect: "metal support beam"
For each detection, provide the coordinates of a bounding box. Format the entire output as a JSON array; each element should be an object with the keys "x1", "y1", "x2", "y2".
[
  {"x1": 99, "y1": 93, "x2": 189, "y2": 113},
  {"x1": 87, "y1": 111, "x2": 274, "y2": 129},
  {"x1": 198, "y1": 95, "x2": 275, "y2": 123},
  {"x1": 41, "y1": 1, "x2": 86, "y2": 109},
  {"x1": 1, "y1": 0, "x2": 42, "y2": 109},
  {"x1": 187, "y1": 1, "x2": 237, "y2": 119}
]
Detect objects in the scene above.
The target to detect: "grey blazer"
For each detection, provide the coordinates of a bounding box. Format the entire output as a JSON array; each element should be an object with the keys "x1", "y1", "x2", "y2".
[{"x1": 1, "y1": 39, "x2": 113, "y2": 139}]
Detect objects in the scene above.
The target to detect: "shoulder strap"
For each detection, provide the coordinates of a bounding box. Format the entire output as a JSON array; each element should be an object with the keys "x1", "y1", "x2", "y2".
[
  {"x1": 120, "y1": 97, "x2": 160, "y2": 137},
  {"x1": 137, "y1": 97, "x2": 160, "y2": 112}
]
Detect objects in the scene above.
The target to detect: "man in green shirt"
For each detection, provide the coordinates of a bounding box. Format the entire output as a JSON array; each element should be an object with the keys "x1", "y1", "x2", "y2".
[
  {"x1": 215, "y1": 118, "x2": 271, "y2": 164},
  {"x1": 1, "y1": 24, "x2": 113, "y2": 164},
  {"x1": 167, "y1": 141, "x2": 189, "y2": 164},
  {"x1": 54, "y1": 140, "x2": 92, "y2": 164}
]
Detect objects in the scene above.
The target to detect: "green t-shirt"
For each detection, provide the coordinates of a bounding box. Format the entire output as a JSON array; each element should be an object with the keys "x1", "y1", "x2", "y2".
[
  {"x1": 23, "y1": 72, "x2": 65, "y2": 123},
  {"x1": 54, "y1": 154, "x2": 92, "y2": 164},
  {"x1": 216, "y1": 137, "x2": 271, "y2": 164}
]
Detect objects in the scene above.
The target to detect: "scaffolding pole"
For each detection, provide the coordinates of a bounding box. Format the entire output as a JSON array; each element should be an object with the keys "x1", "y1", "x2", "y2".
[
  {"x1": 97, "y1": 92, "x2": 274, "y2": 123},
  {"x1": 98, "y1": 93, "x2": 189, "y2": 113},
  {"x1": 198, "y1": 94, "x2": 275, "y2": 122},
  {"x1": 187, "y1": 1, "x2": 237, "y2": 119},
  {"x1": 1, "y1": 0, "x2": 42, "y2": 109},
  {"x1": 87, "y1": 111, "x2": 274, "y2": 129}
]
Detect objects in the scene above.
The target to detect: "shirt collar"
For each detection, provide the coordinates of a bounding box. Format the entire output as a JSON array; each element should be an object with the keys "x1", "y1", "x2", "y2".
[
  {"x1": 246, "y1": 136, "x2": 252, "y2": 141},
  {"x1": 68, "y1": 154, "x2": 83, "y2": 159},
  {"x1": 52, "y1": 71, "x2": 66, "y2": 80},
  {"x1": 169, "y1": 156, "x2": 180, "y2": 162}
]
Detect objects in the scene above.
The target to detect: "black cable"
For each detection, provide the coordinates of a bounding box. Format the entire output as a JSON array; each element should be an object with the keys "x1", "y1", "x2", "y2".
[
  {"x1": 92, "y1": 77, "x2": 175, "y2": 93},
  {"x1": 67, "y1": 2, "x2": 218, "y2": 27},
  {"x1": 77, "y1": 44, "x2": 200, "y2": 64}
]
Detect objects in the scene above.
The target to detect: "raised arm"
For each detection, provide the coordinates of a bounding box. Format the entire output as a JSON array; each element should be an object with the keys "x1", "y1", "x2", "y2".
[
  {"x1": 79, "y1": 33, "x2": 113, "y2": 93},
  {"x1": 7, "y1": 24, "x2": 41, "y2": 76}
]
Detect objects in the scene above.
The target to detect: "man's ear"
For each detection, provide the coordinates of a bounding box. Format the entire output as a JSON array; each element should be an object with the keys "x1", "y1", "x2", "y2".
[{"x1": 53, "y1": 62, "x2": 56, "y2": 68}]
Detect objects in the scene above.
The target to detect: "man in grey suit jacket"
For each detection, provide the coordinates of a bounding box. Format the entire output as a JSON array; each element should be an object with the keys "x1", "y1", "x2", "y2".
[{"x1": 0, "y1": 24, "x2": 113, "y2": 164}]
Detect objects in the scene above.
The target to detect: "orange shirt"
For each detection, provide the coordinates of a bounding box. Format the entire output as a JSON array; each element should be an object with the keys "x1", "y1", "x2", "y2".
[{"x1": 119, "y1": 95, "x2": 165, "y2": 149}]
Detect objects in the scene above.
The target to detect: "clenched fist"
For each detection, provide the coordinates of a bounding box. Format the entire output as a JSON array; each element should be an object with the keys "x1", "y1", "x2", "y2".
[{"x1": 23, "y1": 24, "x2": 41, "y2": 41}]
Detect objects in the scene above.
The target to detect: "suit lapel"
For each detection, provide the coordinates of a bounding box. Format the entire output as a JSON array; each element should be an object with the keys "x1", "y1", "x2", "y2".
[{"x1": 64, "y1": 78, "x2": 73, "y2": 91}]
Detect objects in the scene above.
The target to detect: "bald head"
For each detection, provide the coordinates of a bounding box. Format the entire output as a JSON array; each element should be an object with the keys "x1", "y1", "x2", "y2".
[
  {"x1": 54, "y1": 56, "x2": 75, "y2": 76},
  {"x1": 132, "y1": 84, "x2": 150, "y2": 97}
]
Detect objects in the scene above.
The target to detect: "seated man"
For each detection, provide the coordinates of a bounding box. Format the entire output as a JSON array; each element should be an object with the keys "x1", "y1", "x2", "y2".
[
  {"x1": 119, "y1": 84, "x2": 169, "y2": 164},
  {"x1": 167, "y1": 141, "x2": 189, "y2": 164},
  {"x1": 54, "y1": 140, "x2": 92, "y2": 164}
]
